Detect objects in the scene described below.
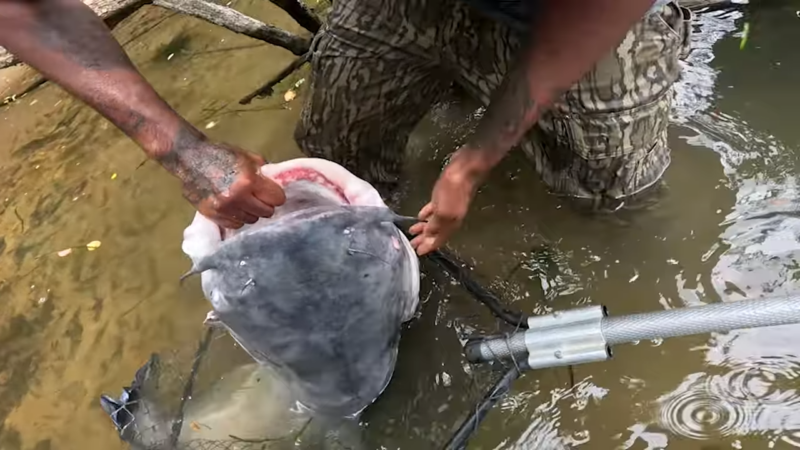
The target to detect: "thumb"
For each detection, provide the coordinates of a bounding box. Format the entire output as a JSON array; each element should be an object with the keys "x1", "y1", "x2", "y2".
[
  {"x1": 246, "y1": 151, "x2": 267, "y2": 166},
  {"x1": 251, "y1": 172, "x2": 286, "y2": 206}
]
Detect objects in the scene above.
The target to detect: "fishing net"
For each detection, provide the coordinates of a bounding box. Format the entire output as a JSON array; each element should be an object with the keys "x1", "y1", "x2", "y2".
[
  {"x1": 99, "y1": 251, "x2": 523, "y2": 450},
  {"x1": 100, "y1": 326, "x2": 351, "y2": 450}
]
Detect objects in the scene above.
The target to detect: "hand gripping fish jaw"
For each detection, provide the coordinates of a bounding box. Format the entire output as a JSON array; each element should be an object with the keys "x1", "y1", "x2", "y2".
[{"x1": 177, "y1": 158, "x2": 422, "y2": 422}]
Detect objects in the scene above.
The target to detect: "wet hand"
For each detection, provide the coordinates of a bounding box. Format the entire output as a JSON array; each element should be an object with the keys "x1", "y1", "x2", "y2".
[
  {"x1": 409, "y1": 149, "x2": 485, "y2": 256},
  {"x1": 160, "y1": 139, "x2": 286, "y2": 229}
]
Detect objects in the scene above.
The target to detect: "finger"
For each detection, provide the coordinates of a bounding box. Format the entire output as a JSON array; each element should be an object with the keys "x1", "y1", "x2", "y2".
[
  {"x1": 246, "y1": 151, "x2": 267, "y2": 166},
  {"x1": 211, "y1": 215, "x2": 244, "y2": 230},
  {"x1": 418, "y1": 202, "x2": 435, "y2": 221},
  {"x1": 215, "y1": 195, "x2": 262, "y2": 224},
  {"x1": 251, "y1": 174, "x2": 287, "y2": 207},
  {"x1": 238, "y1": 193, "x2": 276, "y2": 219},
  {"x1": 415, "y1": 237, "x2": 439, "y2": 256},
  {"x1": 408, "y1": 222, "x2": 426, "y2": 236},
  {"x1": 423, "y1": 214, "x2": 443, "y2": 235},
  {"x1": 409, "y1": 234, "x2": 425, "y2": 249},
  {"x1": 233, "y1": 210, "x2": 259, "y2": 225}
]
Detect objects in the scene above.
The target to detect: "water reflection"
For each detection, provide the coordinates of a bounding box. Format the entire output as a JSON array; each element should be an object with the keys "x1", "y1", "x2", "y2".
[
  {"x1": 636, "y1": 4, "x2": 800, "y2": 449},
  {"x1": 498, "y1": 377, "x2": 610, "y2": 450},
  {"x1": 654, "y1": 356, "x2": 800, "y2": 441},
  {"x1": 673, "y1": 8, "x2": 743, "y2": 124}
]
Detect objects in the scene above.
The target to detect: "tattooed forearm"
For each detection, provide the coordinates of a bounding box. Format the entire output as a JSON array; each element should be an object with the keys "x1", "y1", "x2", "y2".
[
  {"x1": 465, "y1": 59, "x2": 542, "y2": 165},
  {"x1": 157, "y1": 127, "x2": 239, "y2": 206},
  {"x1": 461, "y1": 0, "x2": 655, "y2": 174}
]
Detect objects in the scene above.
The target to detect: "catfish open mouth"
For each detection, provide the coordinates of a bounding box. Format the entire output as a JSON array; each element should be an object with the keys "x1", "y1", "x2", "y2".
[
  {"x1": 271, "y1": 167, "x2": 349, "y2": 204},
  {"x1": 213, "y1": 158, "x2": 391, "y2": 242}
]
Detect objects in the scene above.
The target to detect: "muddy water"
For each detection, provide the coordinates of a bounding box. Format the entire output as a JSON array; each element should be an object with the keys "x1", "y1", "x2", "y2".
[{"x1": 1, "y1": 2, "x2": 799, "y2": 450}]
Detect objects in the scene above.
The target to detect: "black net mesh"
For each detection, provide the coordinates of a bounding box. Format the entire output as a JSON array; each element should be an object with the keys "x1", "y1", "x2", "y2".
[{"x1": 99, "y1": 252, "x2": 521, "y2": 450}]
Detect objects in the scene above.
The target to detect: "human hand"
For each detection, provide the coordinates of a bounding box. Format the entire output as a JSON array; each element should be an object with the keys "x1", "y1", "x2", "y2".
[
  {"x1": 158, "y1": 138, "x2": 286, "y2": 229},
  {"x1": 409, "y1": 149, "x2": 487, "y2": 255}
]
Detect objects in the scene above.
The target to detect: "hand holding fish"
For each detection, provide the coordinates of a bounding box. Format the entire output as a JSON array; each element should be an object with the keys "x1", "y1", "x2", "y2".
[
  {"x1": 158, "y1": 138, "x2": 287, "y2": 230},
  {"x1": 410, "y1": 147, "x2": 487, "y2": 255}
]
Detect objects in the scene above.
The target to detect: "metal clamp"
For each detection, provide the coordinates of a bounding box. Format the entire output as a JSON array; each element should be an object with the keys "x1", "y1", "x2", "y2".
[
  {"x1": 525, "y1": 305, "x2": 610, "y2": 369},
  {"x1": 464, "y1": 305, "x2": 611, "y2": 370}
]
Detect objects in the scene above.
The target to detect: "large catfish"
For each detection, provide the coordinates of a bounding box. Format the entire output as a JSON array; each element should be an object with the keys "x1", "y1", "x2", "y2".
[{"x1": 180, "y1": 157, "x2": 421, "y2": 417}]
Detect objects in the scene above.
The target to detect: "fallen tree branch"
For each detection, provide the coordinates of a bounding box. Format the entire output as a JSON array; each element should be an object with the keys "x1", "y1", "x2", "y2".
[
  {"x1": 239, "y1": 51, "x2": 310, "y2": 104},
  {"x1": 153, "y1": 0, "x2": 310, "y2": 55},
  {"x1": 267, "y1": 0, "x2": 321, "y2": 33},
  {"x1": 0, "y1": 0, "x2": 311, "y2": 71}
]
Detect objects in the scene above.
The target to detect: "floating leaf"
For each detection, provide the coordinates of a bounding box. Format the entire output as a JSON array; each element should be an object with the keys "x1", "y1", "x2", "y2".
[
  {"x1": 111, "y1": 173, "x2": 117, "y2": 180},
  {"x1": 740, "y1": 22, "x2": 750, "y2": 50},
  {"x1": 57, "y1": 248, "x2": 73, "y2": 257},
  {"x1": 86, "y1": 241, "x2": 102, "y2": 251},
  {"x1": 284, "y1": 89, "x2": 297, "y2": 102}
]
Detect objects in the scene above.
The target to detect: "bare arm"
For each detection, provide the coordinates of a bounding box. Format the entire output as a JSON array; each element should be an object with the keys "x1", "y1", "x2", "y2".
[
  {"x1": 458, "y1": 0, "x2": 655, "y2": 179},
  {"x1": 410, "y1": 0, "x2": 658, "y2": 255},
  {"x1": 0, "y1": 0, "x2": 285, "y2": 228},
  {"x1": 0, "y1": 0, "x2": 190, "y2": 158}
]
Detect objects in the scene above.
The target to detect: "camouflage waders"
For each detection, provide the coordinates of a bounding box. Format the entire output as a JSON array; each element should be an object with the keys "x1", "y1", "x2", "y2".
[{"x1": 294, "y1": 0, "x2": 694, "y2": 211}]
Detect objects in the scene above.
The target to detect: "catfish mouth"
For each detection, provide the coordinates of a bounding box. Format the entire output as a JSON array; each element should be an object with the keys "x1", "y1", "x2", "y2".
[
  {"x1": 220, "y1": 167, "x2": 351, "y2": 242},
  {"x1": 272, "y1": 167, "x2": 349, "y2": 205}
]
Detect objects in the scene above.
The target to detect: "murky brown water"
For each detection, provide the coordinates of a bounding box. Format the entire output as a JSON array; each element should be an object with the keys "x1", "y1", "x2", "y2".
[{"x1": 2, "y1": 2, "x2": 800, "y2": 449}]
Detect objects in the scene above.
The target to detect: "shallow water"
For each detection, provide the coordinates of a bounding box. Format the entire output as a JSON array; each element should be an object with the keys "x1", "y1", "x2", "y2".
[{"x1": 1, "y1": 2, "x2": 800, "y2": 449}]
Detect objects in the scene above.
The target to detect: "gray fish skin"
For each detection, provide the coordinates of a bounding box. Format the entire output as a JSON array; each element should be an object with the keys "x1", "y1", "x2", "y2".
[
  {"x1": 99, "y1": 355, "x2": 175, "y2": 450},
  {"x1": 191, "y1": 201, "x2": 418, "y2": 417}
]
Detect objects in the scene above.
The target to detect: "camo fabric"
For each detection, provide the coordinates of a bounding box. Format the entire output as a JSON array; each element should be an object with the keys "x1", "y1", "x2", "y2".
[{"x1": 294, "y1": 0, "x2": 693, "y2": 211}]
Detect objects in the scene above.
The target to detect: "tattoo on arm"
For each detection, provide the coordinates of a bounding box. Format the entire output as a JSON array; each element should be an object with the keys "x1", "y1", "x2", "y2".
[
  {"x1": 466, "y1": 58, "x2": 542, "y2": 164},
  {"x1": 157, "y1": 127, "x2": 238, "y2": 206}
]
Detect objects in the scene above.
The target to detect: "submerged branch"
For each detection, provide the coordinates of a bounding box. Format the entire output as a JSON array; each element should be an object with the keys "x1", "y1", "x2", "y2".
[
  {"x1": 239, "y1": 51, "x2": 310, "y2": 104},
  {"x1": 267, "y1": 0, "x2": 322, "y2": 33},
  {"x1": 153, "y1": 0, "x2": 311, "y2": 55},
  {"x1": 0, "y1": 0, "x2": 311, "y2": 71}
]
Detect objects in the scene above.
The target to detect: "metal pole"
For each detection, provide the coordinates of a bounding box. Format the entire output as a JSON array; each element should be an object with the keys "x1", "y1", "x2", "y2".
[
  {"x1": 465, "y1": 296, "x2": 800, "y2": 366},
  {"x1": 602, "y1": 296, "x2": 800, "y2": 345}
]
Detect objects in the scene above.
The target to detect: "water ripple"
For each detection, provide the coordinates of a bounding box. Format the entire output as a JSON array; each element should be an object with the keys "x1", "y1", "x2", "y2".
[{"x1": 654, "y1": 357, "x2": 800, "y2": 442}]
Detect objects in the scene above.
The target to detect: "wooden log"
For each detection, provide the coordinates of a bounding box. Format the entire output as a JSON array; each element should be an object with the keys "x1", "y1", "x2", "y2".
[
  {"x1": 239, "y1": 51, "x2": 310, "y2": 104},
  {"x1": 267, "y1": 0, "x2": 321, "y2": 33},
  {"x1": 0, "y1": 0, "x2": 311, "y2": 71},
  {"x1": 153, "y1": 0, "x2": 310, "y2": 55}
]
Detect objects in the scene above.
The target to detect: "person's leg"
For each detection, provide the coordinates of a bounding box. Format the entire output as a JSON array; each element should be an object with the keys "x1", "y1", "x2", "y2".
[
  {"x1": 294, "y1": 0, "x2": 452, "y2": 201},
  {"x1": 529, "y1": 2, "x2": 693, "y2": 212},
  {"x1": 444, "y1": 2, "x2": 693, "y2": 212}
]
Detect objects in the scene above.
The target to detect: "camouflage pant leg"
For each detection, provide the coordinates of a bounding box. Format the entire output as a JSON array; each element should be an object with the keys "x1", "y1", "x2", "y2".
[
  {"x1": 295, "y1": 0, "x2": 694, "y2": 210},
  {"x1": 446, "y1": 2, "x2": 694, "y2": 212},
  {"x1": 293, "y1": 0, "x2": 453, "y2": 198}
]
